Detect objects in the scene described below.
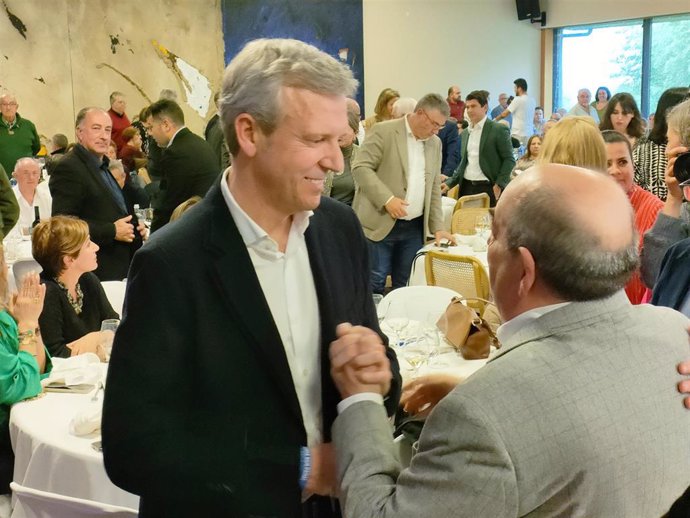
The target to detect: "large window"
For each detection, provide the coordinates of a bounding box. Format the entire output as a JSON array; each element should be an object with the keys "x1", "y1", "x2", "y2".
[{"x1": 553, "y1": 13, "x2": 690, "y2": 117}]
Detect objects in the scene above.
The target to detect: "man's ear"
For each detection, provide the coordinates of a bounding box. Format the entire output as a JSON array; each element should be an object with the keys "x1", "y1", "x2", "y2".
[
  {"x1": 517, "y1": 246, "x2": 536, "y2": 297},
  {"x1": 234, "y1": 114, "x2": 259, "y2": 158}
]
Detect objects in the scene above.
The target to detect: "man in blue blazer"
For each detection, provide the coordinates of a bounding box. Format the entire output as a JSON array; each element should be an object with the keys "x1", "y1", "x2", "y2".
[
  {"x1": 102, "y1": 38, "x2": 401, "y2": 518},
  {"x1": 442, "y1": 90, "x2": 515, "y2": 205}
]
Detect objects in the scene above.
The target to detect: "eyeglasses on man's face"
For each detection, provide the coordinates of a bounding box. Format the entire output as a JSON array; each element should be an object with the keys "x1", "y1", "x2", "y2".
[{"x1": 422, "y1": 110, "x2": 445, "y2": 130}]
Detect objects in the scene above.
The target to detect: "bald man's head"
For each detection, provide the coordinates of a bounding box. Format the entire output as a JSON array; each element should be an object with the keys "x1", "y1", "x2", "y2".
[{"x1": 493, "y1": 164, "x2": 638, "y2": 303}]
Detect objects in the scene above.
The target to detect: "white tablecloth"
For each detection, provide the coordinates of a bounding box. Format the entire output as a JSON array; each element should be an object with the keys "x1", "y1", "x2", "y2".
[
  {"x1": 409, "y1": 238, "x2": 489, "y2": 286},
  {"x1": 381, "y1": 320, "x2": 488, "y2": 384},
  {"x1": 441, "y1": 197, "x2": 456, "y2": 232},
  {"x1": 9, "y1": 369, "x2": 139, "y2": 510}
]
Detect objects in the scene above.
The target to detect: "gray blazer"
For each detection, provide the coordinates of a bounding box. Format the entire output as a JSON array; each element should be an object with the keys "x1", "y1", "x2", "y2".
[
  {"x1": 352, "y1": 117, "x2": 443, "y2": 242},
  {"x1": 334, "y1": 292, "x2": 690, "y2": 517}
]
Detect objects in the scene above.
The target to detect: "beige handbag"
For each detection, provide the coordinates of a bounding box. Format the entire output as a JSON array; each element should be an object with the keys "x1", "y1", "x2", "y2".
[{"x1": 436, "y1": 297, "x2": 500, "y2": 360}]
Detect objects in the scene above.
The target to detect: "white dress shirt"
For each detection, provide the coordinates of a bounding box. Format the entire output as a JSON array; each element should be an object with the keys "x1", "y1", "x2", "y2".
[
  {"x1": 464, "y1": 116, "x2": 489, "y2": 182},
  {"x1": 496, "y1": 301, "x2": 571, "y2": 346},
  {"x1": 12, "y1": 183, "x2": 52, "y2": 232},
  {"x1": 220, "y1": 169, "x2": 323, "y2": 447},
  {"x1": 402, "y1": 115, "x2": 426, "y2": 220}
]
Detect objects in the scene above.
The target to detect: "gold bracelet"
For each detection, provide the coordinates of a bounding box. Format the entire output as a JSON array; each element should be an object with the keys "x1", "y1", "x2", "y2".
[{"x1": 19, "y1": 329, "x2": 38, "y2": 351}]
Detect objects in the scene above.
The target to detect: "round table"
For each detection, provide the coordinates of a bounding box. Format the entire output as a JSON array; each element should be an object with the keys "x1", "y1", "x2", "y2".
[
  {"x1": 381, "y1": 320, "x2": 488, "y2": 385},
  {"x1": 408, "y1": 238, "x2": 489, "y2": 287},
  {"x1": 9, "y1": 378, "x2": 139, "y2": 510}
]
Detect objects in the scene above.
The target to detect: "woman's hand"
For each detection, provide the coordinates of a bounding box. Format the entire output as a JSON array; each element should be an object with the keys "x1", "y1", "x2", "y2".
[
  {"x1": 67, "y1": 331, "x2": 106, "y2": 361},
  {"x1": 10, "y1": 272, "x2": 45, "y2": 331}
]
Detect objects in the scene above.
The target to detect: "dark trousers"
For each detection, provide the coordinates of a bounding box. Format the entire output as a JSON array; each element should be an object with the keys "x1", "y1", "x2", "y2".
[
  {"x1": 368, "y1": 217, "x2": 424, "y2": 294},
  {"x1": 459, "y1": 179, "x2": 496, "y2": 207}
]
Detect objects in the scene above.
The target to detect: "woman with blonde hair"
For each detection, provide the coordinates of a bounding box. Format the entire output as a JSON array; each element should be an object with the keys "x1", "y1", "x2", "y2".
[
  {"x1": 33, "y1": 216, "x2": 118, "y2": 358},
  {"x1": 538, "y1": 116, "x2": 607, "y2": 172},
  {"x1": 362, "y1": 87, "x2": 400, "y2": 133}
]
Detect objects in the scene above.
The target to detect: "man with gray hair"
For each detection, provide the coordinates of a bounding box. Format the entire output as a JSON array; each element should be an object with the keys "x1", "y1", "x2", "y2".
[
  {"x1": 103, "y1": 38, "x2": 401, "y2": 518},
  {"x1": 10, "y1": 157, "x2": 51, "y2": 233},
  {"x1": 50, "y1": 107, "x2": 145, "y2": 280},
  {"x1": 330, "y1": 163, "x2": 690, "y2": 517},
  {"x1": 567, "y1": 88, "x2": 600, "y2": 123},
  {"x1": 0, "y1": 93, "x2": 40, "y2": 178},
  {"x1": 352, "y1": 93, "x2": 455, "y2": 294}
]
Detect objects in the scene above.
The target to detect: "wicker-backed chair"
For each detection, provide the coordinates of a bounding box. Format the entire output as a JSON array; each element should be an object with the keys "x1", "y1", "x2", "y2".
[
  {"x1": 424, "y1": 251, "x2": 490, "y2": 314},
  {"x1": 453, "y1": 193, "x2": 490, "y2": 213},
  {"x1": 447, "y1": 185, "x2": 459, "y2": 200},
  {"x1": 451, "y1": 207, "x2": 490, "y2": 235}
]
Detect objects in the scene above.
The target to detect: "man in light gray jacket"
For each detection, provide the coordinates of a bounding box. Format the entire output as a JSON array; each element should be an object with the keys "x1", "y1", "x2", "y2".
[{"x1": 330, "y1": 164, "x2": 690, "y2": 517}]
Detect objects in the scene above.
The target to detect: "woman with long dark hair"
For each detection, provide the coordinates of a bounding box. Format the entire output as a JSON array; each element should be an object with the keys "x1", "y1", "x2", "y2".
[{"x1": 633, "y1": 87, "x2": 690, "y2": 199}]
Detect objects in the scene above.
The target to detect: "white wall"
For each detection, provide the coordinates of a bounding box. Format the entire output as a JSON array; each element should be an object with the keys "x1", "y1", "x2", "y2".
[
  {"x1": 543, "y1": 0, "x2": 690, "y2": 28},
  {"x1": 362, "y1": 0, "x2": 543, "y2": 117}
]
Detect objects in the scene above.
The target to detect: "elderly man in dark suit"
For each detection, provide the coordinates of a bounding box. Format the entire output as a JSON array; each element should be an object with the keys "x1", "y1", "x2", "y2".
[
  {"x1": 102, "y1": 38, "x2": 401, "y2": 518},
  {"x1": 145, "y1": 99, "x2": 218, "y2": 232},
  {"x1": 50, "y1": 108, "x2": 144, "y2": 281},
  {"x1": 442, "y1": 90, "x2": 515, "y2": 206}
]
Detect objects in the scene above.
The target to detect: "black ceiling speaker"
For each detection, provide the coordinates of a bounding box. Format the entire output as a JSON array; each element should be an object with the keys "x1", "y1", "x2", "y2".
[
  {"x1": 516, "y1": 0, "x2": 547, "y2": 27},
  {"x1": 516, "y1": 0, "x2": 540, "y2": 20}
]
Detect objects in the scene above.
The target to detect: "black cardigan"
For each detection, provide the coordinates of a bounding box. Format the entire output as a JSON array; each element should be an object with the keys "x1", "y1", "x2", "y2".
[{"x1": 39, "y1": 272, "x2": 119, "y2": 358}]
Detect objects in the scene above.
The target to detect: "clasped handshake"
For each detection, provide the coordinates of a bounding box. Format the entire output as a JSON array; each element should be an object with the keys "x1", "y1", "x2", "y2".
[{"x1": 329, "y1": 323, "x2": 393, "y2": 400}]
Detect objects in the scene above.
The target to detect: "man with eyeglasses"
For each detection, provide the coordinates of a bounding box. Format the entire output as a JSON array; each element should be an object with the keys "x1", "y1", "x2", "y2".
[
  {"x1": 442, "y1": 90, "x2": 515, "y2": 206},
  {"x1": 0, "y1": 93, "x2": 40, "y2": 179},
  {"x1": 352, "y1": 93, "x2": 455, "y2": 294}
]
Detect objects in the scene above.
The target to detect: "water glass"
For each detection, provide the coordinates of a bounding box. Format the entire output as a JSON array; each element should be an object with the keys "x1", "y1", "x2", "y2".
[{"x1": 100, "y1": 319, "x2": 120, "y2": 362}]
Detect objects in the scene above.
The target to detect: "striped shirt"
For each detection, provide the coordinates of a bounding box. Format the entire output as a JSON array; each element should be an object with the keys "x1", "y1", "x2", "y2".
[{"x1": 627, "y1": 185, "x2": 663, "y2": 304}]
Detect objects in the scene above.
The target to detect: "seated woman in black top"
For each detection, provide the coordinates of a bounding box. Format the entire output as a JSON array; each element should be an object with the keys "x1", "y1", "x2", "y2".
[{"x1": 32, "y1": 216, "x2": 119, "y2": 358}]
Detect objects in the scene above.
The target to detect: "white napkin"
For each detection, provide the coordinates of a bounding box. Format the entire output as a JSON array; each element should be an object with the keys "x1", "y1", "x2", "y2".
[
  {"x1": 69, "y1": 400, "x2": 102, "y2": 436},
  {"x1": 453, "y1": 234, "x2": 475, "y2": 246},
  {"x1": 41, "y1": 353, "x2": 102, "y2": 388}
]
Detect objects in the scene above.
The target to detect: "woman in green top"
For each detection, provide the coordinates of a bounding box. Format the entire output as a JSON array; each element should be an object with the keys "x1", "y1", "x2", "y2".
[
  {"x1": 0, "y1": 262, "x2": 51, "y2": 495},
  {"x1": 591, "y1": 86, "x2": 611, "y2": 122}
]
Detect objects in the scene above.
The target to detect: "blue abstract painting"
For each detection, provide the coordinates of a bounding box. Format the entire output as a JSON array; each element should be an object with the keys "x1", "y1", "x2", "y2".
[{"x1": 221, "y1": 0, "x2": 364, "y2": 111}]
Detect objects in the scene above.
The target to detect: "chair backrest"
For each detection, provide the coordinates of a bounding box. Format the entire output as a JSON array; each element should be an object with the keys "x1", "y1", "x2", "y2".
[
  {"x1": 446, "y1": 185, "x2": 459, "y2": 200},
  {"x1": 424, "y1": 251, "x2": 490, "y2": 314},
  {"x1": 453, "y1": 193, "x2": 490, "y2": 212},
  {"x1": 13, "y1": 259, "x2": 42, "y2": 288},
  {"x1": 451, "y1": 207, "x2": 490, "y2": 235},
  {"x1": 100, "y1": 281, "x2": 127, "y2": 317},
  {"x1": 10, "y1": 482, "x2": 138, "y2": 518},
  {"x1": 378, "y1": 285, "x2": 461, "y2": 322}
]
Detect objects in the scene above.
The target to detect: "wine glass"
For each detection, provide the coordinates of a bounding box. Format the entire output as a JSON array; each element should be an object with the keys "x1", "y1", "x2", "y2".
[
  {"x1": 100, "y1": 319, "x2": 120, "y2": 362},
  {"x1": 474, "y1": 214, "x2": 491, "y2": 237},
  {"x1": 403, "y1": 345, "x2": 428, "y2": 377}
]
